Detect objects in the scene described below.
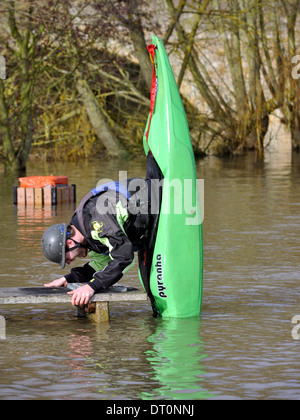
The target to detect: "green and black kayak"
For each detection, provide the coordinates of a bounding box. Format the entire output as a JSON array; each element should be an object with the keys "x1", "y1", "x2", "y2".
[{"x1": 138, "y1": 36, "x2": 203, "y2": 318}]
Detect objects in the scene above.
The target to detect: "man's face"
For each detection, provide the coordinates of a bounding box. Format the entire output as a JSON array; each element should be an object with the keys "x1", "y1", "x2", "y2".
[{"x1": 65, "y1": 239, "x2": 88, "y2": 265}]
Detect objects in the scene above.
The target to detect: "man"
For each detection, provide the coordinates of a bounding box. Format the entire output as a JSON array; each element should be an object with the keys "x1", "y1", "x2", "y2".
[
  {"x1": 42, "y1": 157, "x2": 162, "y2": 309},
  {"x1": 42, "y1": 179, "x2": 149, "y2": 306}
]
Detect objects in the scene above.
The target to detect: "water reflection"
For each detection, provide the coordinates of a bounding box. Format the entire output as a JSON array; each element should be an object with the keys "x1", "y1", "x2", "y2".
[{"x1": 140, "y1": 317, "x2": 214, "y2": 400}]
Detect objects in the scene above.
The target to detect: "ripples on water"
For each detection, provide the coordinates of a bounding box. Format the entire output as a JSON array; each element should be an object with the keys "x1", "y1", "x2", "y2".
[{"x1": 0, "y1": 152, "x2": 300, "y2": 400}]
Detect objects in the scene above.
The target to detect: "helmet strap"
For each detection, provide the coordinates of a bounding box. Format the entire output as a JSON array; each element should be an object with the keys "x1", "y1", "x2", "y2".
[{"x1": 66, "y1": 239, "x2": 89, "y2": 254}]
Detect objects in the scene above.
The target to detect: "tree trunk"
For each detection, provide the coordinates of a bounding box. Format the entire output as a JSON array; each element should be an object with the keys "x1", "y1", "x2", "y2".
[
  {"x1": 0, "y1": 65, "x2": 33, "y2": 174},
  {"x1": 129, "y1": 28, "x2": 152, "y2": 91},
  {"x1": 16, "y1": 78, "x2": 34, "y2": 171},
  {"x1": 0, "y1": 1, "x2": 37, "y2": 174},
  {"x1": 281, "y1": 0, "x2": 300, "y2": 150},
  {"x1": 123, "y1": 0, "x2": 153, "y2": 91},
  {"x1": 215, "y1": 0, "x2": 248, "y2": 119},
  {"x1": 0, "y1": 79, "x2": 14, "y2": 166},
  {"x1": 291, "y1": 88, "x2": 300, "y2": 150},
  {"x1": 76, "y1": 75, "x2": 129, "y2": 158}
]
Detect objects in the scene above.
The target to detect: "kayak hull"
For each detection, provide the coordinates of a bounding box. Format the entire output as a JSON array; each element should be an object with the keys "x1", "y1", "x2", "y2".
[{"x1": 142, "y1": 36, "x2": 203, "y2": 318}]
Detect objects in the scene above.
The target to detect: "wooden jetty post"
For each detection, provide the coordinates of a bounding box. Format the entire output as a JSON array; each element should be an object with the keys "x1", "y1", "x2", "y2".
[{"x1": 14, "y1": 185, "x2": 76, "y2": 206}]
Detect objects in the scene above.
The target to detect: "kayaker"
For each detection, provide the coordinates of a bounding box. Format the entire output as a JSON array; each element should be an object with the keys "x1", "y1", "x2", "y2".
[{"x1": 41, "y1": 156, "x2": 162, "y2": 308}]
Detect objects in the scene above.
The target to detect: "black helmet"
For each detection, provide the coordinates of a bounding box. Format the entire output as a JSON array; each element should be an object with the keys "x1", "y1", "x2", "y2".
[{"x1": 41, "y1": 223, "x2": 67, "y2": 269}]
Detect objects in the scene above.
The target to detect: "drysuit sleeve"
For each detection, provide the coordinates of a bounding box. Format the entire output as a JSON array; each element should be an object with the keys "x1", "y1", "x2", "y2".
[
  {"x1": 65, "y1": 233, "x2": 134, "y2": 292},
  {"x1": 88, "y1": 231, "x2": 134, "y2": 292},
  {"x1": 64, "y1": 263, "x2": 95, "y2": 284},
  {"x1": 64, "y1": 251, "x2": 111, "y2": 284}
]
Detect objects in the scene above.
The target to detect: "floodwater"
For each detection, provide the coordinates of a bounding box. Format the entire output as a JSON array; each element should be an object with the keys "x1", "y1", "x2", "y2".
[{"x1": 0, "y1": 150, "x2": 300, "y2": 400}]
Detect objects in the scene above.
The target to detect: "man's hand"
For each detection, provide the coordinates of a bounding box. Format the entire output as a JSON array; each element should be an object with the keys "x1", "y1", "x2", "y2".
[
  {"x1": 44, "y1": 277, "x2": 68, "y2": 288},
  {"x1": 67, "y1": 284, "x2": 95, "y2": 306}
]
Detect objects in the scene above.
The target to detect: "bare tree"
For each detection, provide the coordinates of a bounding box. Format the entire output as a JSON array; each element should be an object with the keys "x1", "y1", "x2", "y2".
[
  {"x1": 280, "y1": 0, "x2": 300, "y2": 150},
  {"x1": 0, "y1": 0, "x2": 45, "y2": 173},
  {"x1": 165, "y1": 0, "x2": 300, "y2": 157}
]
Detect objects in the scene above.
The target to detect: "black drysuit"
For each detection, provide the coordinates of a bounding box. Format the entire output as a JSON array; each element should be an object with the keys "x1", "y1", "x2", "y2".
[
  {"x1": 65, "y1": 154, "x2": 163, "y2": 306},
  {"x1": 64, "y1": 180, "x2": 149, "y2": 293}
]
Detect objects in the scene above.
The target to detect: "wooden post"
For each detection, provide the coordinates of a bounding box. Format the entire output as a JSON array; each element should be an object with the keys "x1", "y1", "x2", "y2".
[
  {"x1": 13, "y1": 186, "x2": 18, "y2": 205},
  {"x1": 17, "y1": 187, "x2": 26, "y2": 205},
  {"x1": 43, "y1": 187, "x2": 52, "y2": 206},
  {"x1": 61, "y1": 186, "x2": 70, "y2": 203},
  {"x1": 51, "y1": 186, "x2": 57, "y2": 205},
  {"x1": 69, "y1": 185, "x2": 74, "y2": 204},
  {"x1": 56, "y1": 187, "x2": 62, "y2": 205},
  {"x1": 25, "y1": 188, "x2": 34, "y2": 205},
  {"x1": 15, "y1": 184, "x2": 76, "y2": 205},
  {"x1": 71, "y1": 184, "x2": 76, "y2": 203},
  {"x1": 88, "y1": 302, "x2": 109, "y2": 323},
  {"x1": 34, "y1": 188, "x2": 43, "y2": 206}
]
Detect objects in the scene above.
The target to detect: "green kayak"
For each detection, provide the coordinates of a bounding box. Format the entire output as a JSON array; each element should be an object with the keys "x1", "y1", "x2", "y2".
[{"x1": 139, "y1": 35, "x2": 203, "y2": 318}]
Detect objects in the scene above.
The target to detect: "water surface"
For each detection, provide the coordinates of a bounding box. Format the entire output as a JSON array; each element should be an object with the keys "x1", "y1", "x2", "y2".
[{"x1": 0, "y1": 151, "x2": 299, "y2": 400}]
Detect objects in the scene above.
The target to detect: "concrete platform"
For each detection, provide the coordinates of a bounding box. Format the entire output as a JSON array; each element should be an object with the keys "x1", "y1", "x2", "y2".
[{"x1": 0, "y1": 285, "x2": 148, "y2": 322}]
